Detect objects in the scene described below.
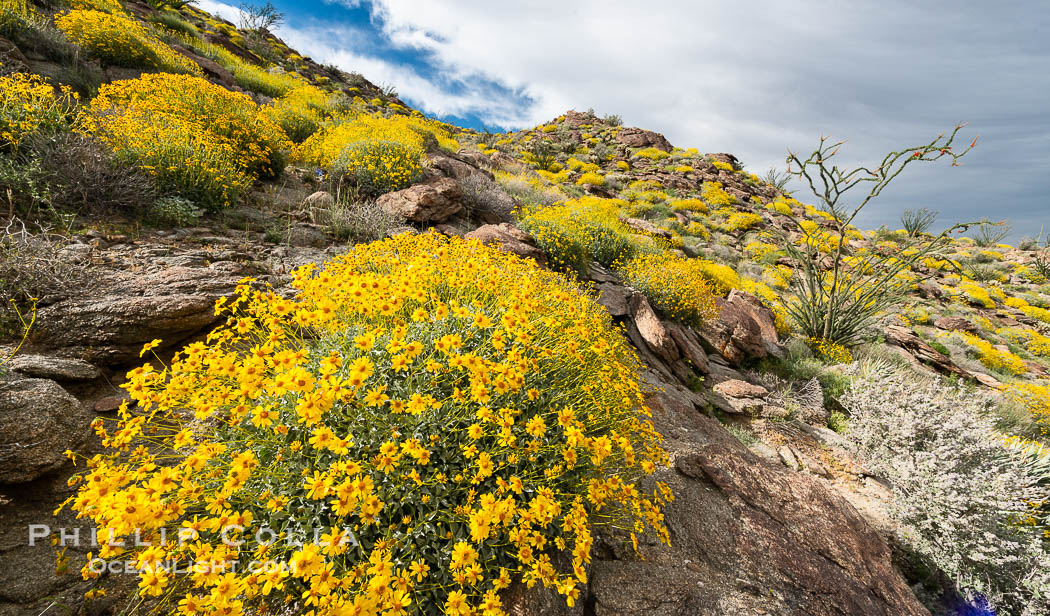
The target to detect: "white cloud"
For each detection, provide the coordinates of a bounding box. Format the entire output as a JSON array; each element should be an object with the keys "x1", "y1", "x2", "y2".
[
  {"x1": 192, "y1": 0, "x2": 1050, "y2": 234},
  {"x1": 195, "y1": 0, "x2": 241, "y2": 25}
]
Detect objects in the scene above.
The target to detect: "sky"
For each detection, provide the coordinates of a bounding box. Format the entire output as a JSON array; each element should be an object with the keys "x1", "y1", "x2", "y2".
[{"x1": 199, "y1": 0, "x2": 1050, "y2": 241}]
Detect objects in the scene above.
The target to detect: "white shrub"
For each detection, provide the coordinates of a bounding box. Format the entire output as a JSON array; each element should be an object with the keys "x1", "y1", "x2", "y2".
[{"x1": 842, "y1": 367, "x2": 1050, "y2": 615}]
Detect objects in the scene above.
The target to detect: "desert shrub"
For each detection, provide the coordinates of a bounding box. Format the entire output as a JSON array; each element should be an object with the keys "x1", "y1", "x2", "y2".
[
  {"x1": 332, "y1": 140, "x2": 422, "y2": 198},
  {"x1": 147, "y1": 195, "x2": 202, "y2": 227},
  {"x1": 55, "y1": 9, "x2": 201, "y2": 74},
  {"x1": 457, "y1": 174, "x2": 515, "y2": 222},
  {"x1": 722, "y1": 212, "x2": 762, "y2": 232},
  {"x1": 297, "y1": 113, "x2": 456, "y2": 169},
  {"x1": 497, "y1": 171, "x2": 562, "y2": 209},
  {"x1": 0, "y1": 72, "x2": 77, "y2": 150},
  {"x1": 81, "y1": 73, "x2": 290, "y2": 209},
  {"x1": 632, "y1": 147, "x2": 668, "y2": 160},
  {"x1": 957, "y1": 280, "x2": 996, "y2": 308},
  {"x1": 970, "y1": 221, "x2": 1012, "y2": 247},
  {"x1": 69, "y1": 232, "x2": 671, "y2": 615},
  {"x1": 231, "y1": 63, "x2": 304, "y2": 98},
  {"x1": 775, "y1": 128, "x2": 976, "y2": 346},
  {"x1": 615, "y1": 252, "x2": 719, "y2": 327},
  {"x1": 296, "y1": 113, "x2": 456, "y2": 196},
  {"x1": 900, "y1": 208, "x2": 938, "y2": 237},
  {"x1": 1005, "y1": 382, "x2": 1050, "y2": 433},
  {"x1": 807, "y1": 337, "x2": 853, "y2": 364},
  {"x1": 691, "y1": 259, "x2": 740, "y2": 295},
  {"x1": 29, "y1": 131, "x2": 158, "y2": 217},
  {"x1": 518, "y1": 197, "x2": 640, "y2": 275},
  {"x1": 328, "y1": 198, "x2": 399, "y2": 242},
  {"x1": 843, "y1": 368, "x2": 1050, "y2": 614},
  {"x1": 1000, "y1": 327, "x2": 1050, "y2": 357},
  {"x1": 669, "y1": 198, "x2": 707, "y2": 214},
  {"x1": 0, "y1": 221, "x2": 94, "y2": 327}
]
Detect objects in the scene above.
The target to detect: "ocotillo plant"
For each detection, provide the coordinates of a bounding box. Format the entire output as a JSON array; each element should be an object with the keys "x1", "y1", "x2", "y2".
[{"x1": 771, "y1": 124, "x2": 978, "y2": 346}]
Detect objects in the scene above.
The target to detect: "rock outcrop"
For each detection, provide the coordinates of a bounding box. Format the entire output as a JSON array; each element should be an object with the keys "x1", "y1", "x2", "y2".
[
  {"x1": 699, "y1": 290, "x2": 785, "y2": 364},
  {"x1": 376, "y1": 178, "x2": 463, "y2": 223},
  {"x1": 0, "y1": 377, "x2": 87, "y2": 483}
]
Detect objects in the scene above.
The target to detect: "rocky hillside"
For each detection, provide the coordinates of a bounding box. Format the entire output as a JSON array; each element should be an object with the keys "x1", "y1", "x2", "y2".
[{"x1": 1, "y1": 1, "x2": 1049, "y2": 615}]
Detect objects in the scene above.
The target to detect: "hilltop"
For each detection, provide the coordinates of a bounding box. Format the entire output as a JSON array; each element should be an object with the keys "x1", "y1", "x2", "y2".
[{"x1": 1, "y1": 1, "x2": 1049, "y2": 616}]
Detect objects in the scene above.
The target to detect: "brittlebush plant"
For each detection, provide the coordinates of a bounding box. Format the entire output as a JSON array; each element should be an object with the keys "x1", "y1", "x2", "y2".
[
  {"x1": 295, "y1": 112, "x2": 457, "y2": 196},
  {"x1": 517, "y1": 197, "x2": 641, "y2": 275},
  {"x1": 67, "y1": 233, "x2": 671, "y2": 616},
  {"x1": 0, "y1": 72, "x2": 77, "y2": 149},
  {"x1": 56, "y1": 9, "x2": 201, "y2": 74},
  {"x1": 81, "y1": 73, "x2": 291, "y2": 209},
  {"x1": 615, "y1": 252, "x2": 719, "y2": 327}
]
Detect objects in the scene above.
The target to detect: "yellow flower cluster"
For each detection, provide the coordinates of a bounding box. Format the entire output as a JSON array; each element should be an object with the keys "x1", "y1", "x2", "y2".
[
  {"x1": 616, "y1": 252, "x2": 720, "y2": 327},
  {"x1": 956, "y1": 281, "x2": 996, "y2": 308},
  {"x1": 295, "y1": 113, "x2": 455, "y2": 195},
  {"x1": 575, "y1": 172, "x2": 605, "y2": 186},
  {"x1": 565, "y1": 157, "x2": 599, "y2": 173},
  {"x1": 536, "y1": 169, "x2": 569, "y2": 184},
  {"x1": 267, "y1": 84, "x2": 335, "y2": 143},
  {"x1": 767, "y1": 197, "x2": 798, "y2": 215},
  {"x1": 998, "y1": 327, "x2": 1050, "y2": 357},
  {"x1": 1005, "y1": 383, "x2": 1050, "y2": 431},
  {"x1": 700, "y1": 181, "x2": 736, "y2": 206},
  {"x1": 1022, "y1": 304, "x2": 1050, "y2": 325},
  {"x1": 953, "y1": 331, "x2": 1027, "y2": 375},
  {"x1": 0, "y1": 72, "x2": 76, "y2": 149},
  {"x1": 56, "y1": 9, "x2": 201, "y2": 74},
  {"x1": 632, "y1": 147, "x2": 669, "y2": 160},
  {"x1": 231, "y1": 65, "x2": 306, "y2": 99},
  {"x1": 744, "y1": 241, "x2": 778, "y2": 262},
  {"x1": 81, "y1": 73, "x2": 290, "y2": 209},
  {"x1": 807, "y1": 337, "x2": 853, "y2": 364},
  {"x1": 67, "y1": 0, "x2": 124, "y2": 11},
  {"x1": 69, "y1": 232, "x2": 670, "y2": 616},
  {"x1": 711, "y1": 160, "x2": 734, "y2": 172},
  {"x1": 0, "y1": 0, "x2": 36, "y2": 32},
  {"x1": 518, "y1": 197, "x2": 640, "y2": 274},
  {"x1": 669, "y1": 198, "x2": 707, "y2": 214},
  {"x1": 722, "y1": 212, "x2": 762, "y2": 232},
  {"x1": 691, "y1": 260, "x2": 740, "y2": 296}
]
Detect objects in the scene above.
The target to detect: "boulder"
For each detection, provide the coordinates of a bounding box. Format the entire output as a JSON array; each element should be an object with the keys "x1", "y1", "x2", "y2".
[
  {"x1": 0, "y1": 377, "x2": 86, "y2": 483},
  {"x1": 0, "y1": 35, "x2": 30, "y2": 74},
  {"x1": 464, "y1": 224, "x2": 547, "y2": 266},
  {"x1": 699, "y1": 290, "x2": 784, "y2": 365},
  {"x1": 427, "y1": 152, "x2": 493, "y2": 180},
  {"x1": 665, "y1": 321, "x2": 710, "y2": 375},
  {"x1": 6, "y1": 354, "x2": 101, "y2": 381},
  {"x1": 302, "y1": 190, "x2": 335, "y2": 211},
  {"x1": 711, "y1": 379, "x2": 769, "y2": 414},
  {"x1": 621, "y1": 217, "x2": 672, "y2": 239},
  {"x1": 595, "y1": 282, "x2": 632, "y2": 317},
  {"x1": 629, "y1": 294, "x2": 679, "y2": 363},
  {"x1": 933, "y1": 315, "x2": 979, "y2": 334},
  {"x1": 713, "y1": 379, "x2": 769, "y2": 399},
  {"x1": 571, "y1": 379, "x2": 929, "y2": 616},
  {"x1": 30, "y1": 266, "x2": 241, "y2": 365},
  {"x1": 884, "y1": 325, "x2": 971, "y2": 379},
  {"x1": 376, "y1": 178, "x2": 463, "y2": 223},
  {"x1": 615, "y1": 127, "x2": 673, "y2": 152}
]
